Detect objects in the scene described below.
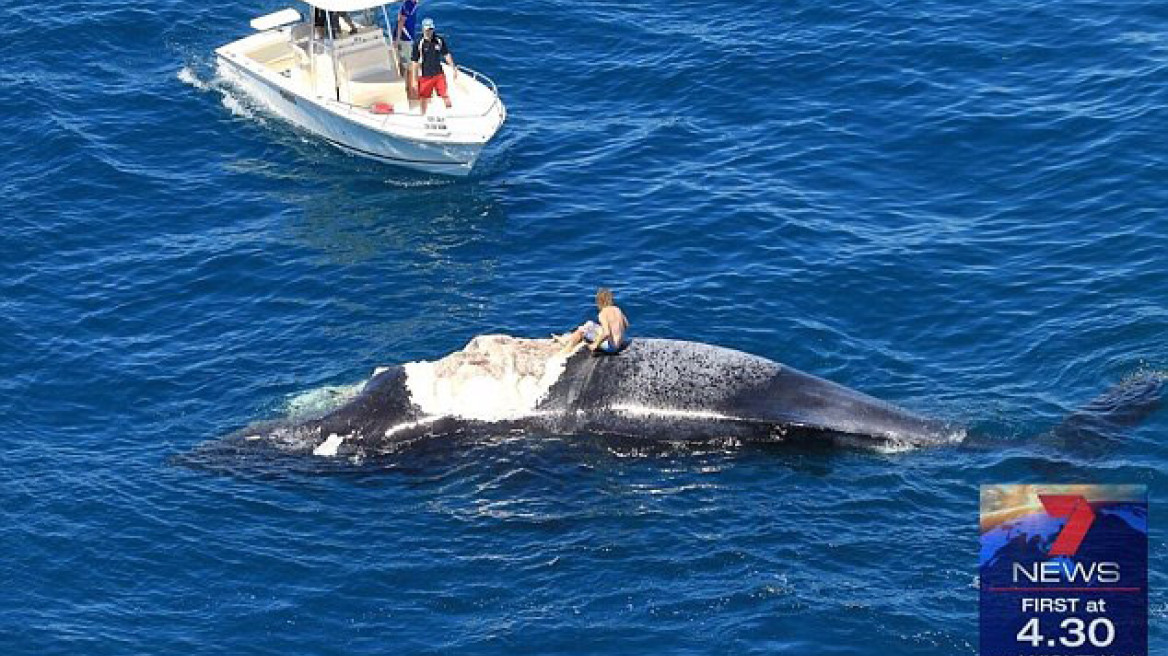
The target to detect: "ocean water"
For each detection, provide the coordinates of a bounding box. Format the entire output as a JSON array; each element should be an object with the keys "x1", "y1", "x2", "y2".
[{"x1": 2, "y1": 0, "x2": 1166, "y2": 653}]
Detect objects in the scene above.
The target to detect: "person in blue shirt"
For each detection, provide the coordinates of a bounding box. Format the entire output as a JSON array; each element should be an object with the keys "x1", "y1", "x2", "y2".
[{"x1": 394, "y1": 0, "x2": 420, "y2": 79}]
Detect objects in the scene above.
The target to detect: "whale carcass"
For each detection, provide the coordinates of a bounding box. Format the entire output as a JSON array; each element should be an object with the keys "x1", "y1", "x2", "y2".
[{"x1": 210, "y1": 335, "x2": 964, "y2": 461}]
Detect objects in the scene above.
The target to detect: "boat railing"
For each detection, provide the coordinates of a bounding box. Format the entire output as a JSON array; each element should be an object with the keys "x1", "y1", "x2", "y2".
[{"x1": 452, "y1": 65, "x2": 502, "y2": 119}]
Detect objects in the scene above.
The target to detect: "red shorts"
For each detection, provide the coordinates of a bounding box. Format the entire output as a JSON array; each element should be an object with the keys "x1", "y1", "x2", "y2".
[{"x1": 417, "y1": 73, "x2": 448, "y2": 99}]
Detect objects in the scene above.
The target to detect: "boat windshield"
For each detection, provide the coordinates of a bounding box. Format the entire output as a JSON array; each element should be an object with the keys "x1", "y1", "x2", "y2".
[{"x1": 308, "y1": 5, "x2": 395, "y2": 41}]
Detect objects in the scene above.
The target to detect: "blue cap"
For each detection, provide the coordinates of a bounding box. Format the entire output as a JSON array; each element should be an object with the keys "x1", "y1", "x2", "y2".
[{"x1": 421, "y1": 18, "x2": 435, "y2": 30}]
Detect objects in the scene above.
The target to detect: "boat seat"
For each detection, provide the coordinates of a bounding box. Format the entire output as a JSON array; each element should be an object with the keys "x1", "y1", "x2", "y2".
[
  {"x1": 346, "y1": 79, "x2": 410, "y2": 111},
  {"x1": 290, "y1": 23, "x2": 313, "y2": 44},
  {"x1": 337, "y1": 41, "x2": 403, "y2": 107},
  {"x1": 350, "y1": 68, "x2": 394, "y2": 84},
  {"x1": 338, "y1": 45, "x2": 398, "y2": 81}
]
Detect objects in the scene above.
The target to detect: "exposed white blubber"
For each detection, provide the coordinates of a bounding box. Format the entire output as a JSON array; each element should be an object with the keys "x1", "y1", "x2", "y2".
[
  {"x1": 384, "y1": 416, "x2": 444, "y2": 437},
  {"x1": 314, "y1": 433, "x2": 346, "y2": 456},
  {"x1": 609, "y1": 403, "x2": 742, "y2": 422},
  {"x1": 403, "y1": 335, "x2": 567, "y2": 422}
]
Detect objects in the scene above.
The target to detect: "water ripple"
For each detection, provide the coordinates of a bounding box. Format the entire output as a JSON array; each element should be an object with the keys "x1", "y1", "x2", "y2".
[{"x1": 1, "y1": 0, "x2": 1166, "y2": 653}]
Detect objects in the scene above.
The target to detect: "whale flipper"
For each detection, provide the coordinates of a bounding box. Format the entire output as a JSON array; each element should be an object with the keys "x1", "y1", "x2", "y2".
[{"x1": 1044, "y1": 371, "x2": 1164, "y2": 458}]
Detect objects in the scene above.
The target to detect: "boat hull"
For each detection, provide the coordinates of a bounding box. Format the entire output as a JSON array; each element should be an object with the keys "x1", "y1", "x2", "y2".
[{"x1": 216, "y1": 54, "x2": 486, "y2": 176}]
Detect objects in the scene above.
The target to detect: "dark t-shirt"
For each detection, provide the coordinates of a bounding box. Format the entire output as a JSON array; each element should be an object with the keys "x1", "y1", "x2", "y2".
[{"x1": 411, "y1": 34, "x2": 452, "y2": 79}]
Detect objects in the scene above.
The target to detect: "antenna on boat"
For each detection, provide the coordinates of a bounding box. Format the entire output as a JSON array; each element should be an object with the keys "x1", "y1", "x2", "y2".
[
  {"x1": 325, "y1": 11, "x2": 342, "y2": 102},
  {"x1": 380, "y1": 4, "x2": 401, "y2": 82}
]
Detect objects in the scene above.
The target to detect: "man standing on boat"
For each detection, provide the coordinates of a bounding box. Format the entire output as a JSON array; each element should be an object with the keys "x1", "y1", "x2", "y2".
[
  {"x1": 411, "y1": 18, "x2": 456, "y2": 114},
  {"x1": 394, "y1": 0, "x2": 420, "y2": 81}
]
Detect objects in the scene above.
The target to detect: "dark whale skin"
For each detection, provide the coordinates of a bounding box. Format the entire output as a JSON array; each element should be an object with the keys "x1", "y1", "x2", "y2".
[
  {"x1": 260, "y1": 339, "x2": 957, "y2": 457},
  {"x1": 179, "y1": 341, "x2": 1163, "y2": 470},
  {"x1": 531, "y1": 339, "x2": 957, "y2": 448}
]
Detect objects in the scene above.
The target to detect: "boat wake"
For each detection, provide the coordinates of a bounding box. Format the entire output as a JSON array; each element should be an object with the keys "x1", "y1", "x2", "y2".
[
  {"x1": 177, "y1": 63, "x2": 262, "y2": 121},
  {"x1": 176, "y1": 65, "x2": 210, "y2": 91}
]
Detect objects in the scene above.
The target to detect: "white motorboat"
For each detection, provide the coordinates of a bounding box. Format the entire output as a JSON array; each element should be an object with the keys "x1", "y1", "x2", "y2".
[{"x1": 215, "y1": 1, "x2": 506, "y2": 176}]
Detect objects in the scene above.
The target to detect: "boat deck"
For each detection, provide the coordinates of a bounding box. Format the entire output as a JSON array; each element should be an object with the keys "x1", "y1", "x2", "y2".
[{"x1": 214, "y1": 19, "x2": 506, "y2": 173}]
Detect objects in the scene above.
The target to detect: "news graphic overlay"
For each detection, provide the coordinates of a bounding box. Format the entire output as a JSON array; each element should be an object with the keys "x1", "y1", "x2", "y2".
[{"x1": 980, "y1": 485, "x2": 1147, "y2": 656}]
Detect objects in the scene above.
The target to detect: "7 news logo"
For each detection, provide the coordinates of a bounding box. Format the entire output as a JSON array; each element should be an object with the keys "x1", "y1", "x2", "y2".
[
  {"x1": 979, "y1": 484, "x2": 1148, "y2": 656},
  {"x1": 1011, "y1": 494, "x2": 1121, "y2": 586}
]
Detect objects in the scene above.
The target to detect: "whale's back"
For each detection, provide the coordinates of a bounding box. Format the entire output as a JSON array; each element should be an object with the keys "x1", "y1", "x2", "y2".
[{"x1": 539, "y1": 338, "x2": 959, "y2": 448}]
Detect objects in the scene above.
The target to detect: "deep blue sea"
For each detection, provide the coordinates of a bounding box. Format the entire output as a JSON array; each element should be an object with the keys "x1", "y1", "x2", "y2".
[{"x1": 2, "y1": 0, "x2": 1166, "y2": 653}]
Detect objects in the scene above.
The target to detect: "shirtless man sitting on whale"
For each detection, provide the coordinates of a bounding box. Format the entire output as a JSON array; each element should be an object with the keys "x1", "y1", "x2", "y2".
[{"x1": 554, "y1": 288, "x2": 630, "y2": 355}]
